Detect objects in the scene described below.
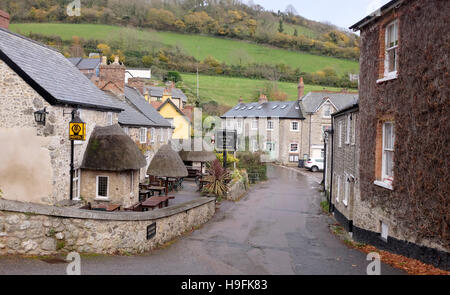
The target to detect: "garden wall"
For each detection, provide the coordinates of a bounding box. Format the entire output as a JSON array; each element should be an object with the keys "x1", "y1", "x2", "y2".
[{"x1": 0, "y1": 198, "x2": 215, "y2": 255}]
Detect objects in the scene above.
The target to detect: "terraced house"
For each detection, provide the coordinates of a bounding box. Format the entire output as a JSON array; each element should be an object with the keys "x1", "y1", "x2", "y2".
[
  {"x1": 340, "y1": 0, "x2": 449, "y2": 270},
  {"x1": 0, "y1": 23, "x2": 149, "y2": 207},
  {"x1": 221, "y1": 78, "x2": 358, "y2": 165}
]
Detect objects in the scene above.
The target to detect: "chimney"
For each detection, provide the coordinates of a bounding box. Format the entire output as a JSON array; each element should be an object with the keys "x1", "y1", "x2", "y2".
[
  {"x1": 239, "y1": 96, "x2": 243, "y2": 104},
  {"x1": 97, "y1": 55, "x2": 126, "y2": 96},
  {"x1": 0, "y1": 10, "x2": 10, "y2": 29},
  {"x1": 297, "y1": 77, "x2": 305, "y2": 101},
  {"x1": 258, "y1": 93, "x2": 268, "y2": 104},
  {"x1": 128, "y1": 77, "x2": 145, "y2": 95}
]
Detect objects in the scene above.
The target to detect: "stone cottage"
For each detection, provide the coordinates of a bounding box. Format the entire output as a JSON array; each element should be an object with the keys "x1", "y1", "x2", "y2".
[
  {"x1": 348, "y1": 0, "x2": 449, "y2": 269},
  {"x1": 0, "y1": 24, "x2": 146, "y2": 206},
  {"x1": 80, "y1": 124, "x2": 146, "y2": 207}
]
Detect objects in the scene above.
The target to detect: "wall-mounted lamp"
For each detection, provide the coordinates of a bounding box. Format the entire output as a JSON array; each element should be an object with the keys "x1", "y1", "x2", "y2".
[{"x1": 34, "y1": 108, "x2": 48, "y2": 125}]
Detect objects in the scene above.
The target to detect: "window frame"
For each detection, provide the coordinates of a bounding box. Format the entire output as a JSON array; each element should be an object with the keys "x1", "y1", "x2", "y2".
[
  {"x1": 140, "y1": 127, "x2": 147, "y2": 144},
  {"x1": 290, "y1": 143, "x2": 299, "y2": 153},
  {"x1": 343, "y1": 174, "x2": 349, "y2": 206},
  {"x1": 150, "y1": 127, "x2": 155, "y2": 143},
  {"x1": 96, "y1": 175, "x2": 109, "y2": 199},
  {"x1": 107, "y1": 112, "x2": 113, "y2": 126},
  {"x1": 338, "y1": 121, "x2": 343, "y2": 147},
  {"x1": 290, "y1": 121, "x2": 299, "y2": 132},
  {"x1": 160, "y1": 128, "x2": 164, "y2": 142},
  {"x1": 381, "y1": 122, "x2": 395, "y2": 185},
  {"x1": 72, "y1": 169, "x2": 81, "y2": 200},
  {"x1": 267, "y1": 120, "x2": 274, "y2": 131},
  {"x1": 336, "y1": 175, "x2": 341, "y2": 203},
  {"x1": 322, "y1": 103, "x2": 331, "y2": 118},
  {"x1": 251, "y1": 119, "x2": 258, "y2": 130},
  {"x1": 345, "y1": 115, "x2": 351, "y2": 144},
  {"x1": 384, "y1": 20, "x2": 399, "y2": 78}
]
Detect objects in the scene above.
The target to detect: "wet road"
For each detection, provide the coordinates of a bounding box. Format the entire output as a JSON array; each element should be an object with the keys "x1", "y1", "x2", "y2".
[{"x1": 0, "y1": 165, "x2": 404, "y2": 275}]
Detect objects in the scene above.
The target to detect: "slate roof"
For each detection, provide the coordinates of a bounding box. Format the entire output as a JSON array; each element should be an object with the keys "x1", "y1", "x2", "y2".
[
  {"x1": 301, "y1": 92, "x2": 359, "y2": 114},
  {"x1": 0, "y1": 28, "x2": 123, "y2": 111},
  {"x1": 68, "y1": 57, "x2": 101, "y2": 70},
  {"x1": 146, "y1": 86, "x2": 187, "y2": 102},
  {"x1": 102, "y1": 91, "x2": 157, "y2": 127},
  {"x1": 221, "y1": 100, "x2": 304, "y2": 119},
  {"x1": 350, "y1": 0, "x2": 402, "y2": 31},
  {"x1": 124, "y1": 86, "x2": 172, "y2": 128}
]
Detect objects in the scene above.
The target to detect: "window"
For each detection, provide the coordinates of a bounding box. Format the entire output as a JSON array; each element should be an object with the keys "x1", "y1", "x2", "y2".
[
  {"x1": 160, "y1": 128, "x2": 164, "y2": 142},
  {"x1": 123, "y1": 127, "x2": 129, "y2": 135},
  {"x1": 382, "y1": 122, "x2": 395, "y2": 184},
  {"x1": 130, "y1": 171, "x2": 134, "y2": 193},
  {"x1": 385, "y1": 21, "x2": 398, "y2": 76},
  {"x1": 251, "y1": 119, "x2": 258, "y2": 130},
  {"x1": 237, "y1": 119, "x2": 243, "y2": 133},
  {"x1": 289, "y1": 155, "x2": 299, "y2": 162},
  {"x1": 150, "y1": 128, "x2": 155, "y2": 143},
  {"x1": 290, "y1": 143, "x2": 298, "y2": 153},
  {"x1": 96, "y1": 176, "x2": 109, "y2": 198},
  {"x1": 252, "y1": 139, "x2": 258, "y2": 152},
  {"x1": 343, "y1": 174, "x2": 349, "y2": 206},
  {"x1": 346, "y1": 115, "x2": 351, "y2": 144},
  {"x1": 381, "y1": 221, "x2": 389, "y2": 241},
  {"x1": 291, "y1": 121, "x2": 299, "y2": 131},
  {"x1": 338, "y1": 122, "x2": 343, "y2": 147},
  {"x1": 167, "y1": 128, "x2": 172, "y2": 140},
  {"x1": 336, "y1": 175, "x2": 341, "y2": 203},
  {"x1": 267, "y1": 120, "x2": 274, "y2": 130},
  {"x1": 140, "y1": 128, "x2": 147, "y2": 144},
  {"x1": 351, "y1": 115, "x2": 356, "y2": 145},
  {"x1": 107, "y1": 112, "x2": 113, "y2": 125},
  {"x1": 323, "y1": 103, "x2": 331, "y2": 118},
  {"x1": 72, "y1": 169, "x2": 80, "y2": 200},
  {"x1": 266, "y1": 142, "x2": 275, "y2": 152}
]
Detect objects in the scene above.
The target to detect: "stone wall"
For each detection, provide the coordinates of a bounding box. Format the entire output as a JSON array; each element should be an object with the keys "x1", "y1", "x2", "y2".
[
  {"x1": 80, "y1": 169, "x2": 140, "y2": 208},
  {"x1": 0, "y1": 198, "x2": 215, "y2": 255},
  {"x1": 225, "y1": 171, "x2": 249, "y2": 201},
  {"x1": 0, "y1": 60, "x2": 119, "y2": 205}
]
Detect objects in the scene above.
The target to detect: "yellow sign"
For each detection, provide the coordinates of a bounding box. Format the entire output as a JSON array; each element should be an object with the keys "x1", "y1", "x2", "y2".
[{"x1": 69, "y1": 122, "x2": 86, "y2": 141}]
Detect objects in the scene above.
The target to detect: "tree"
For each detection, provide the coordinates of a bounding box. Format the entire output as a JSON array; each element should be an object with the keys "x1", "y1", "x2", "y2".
[
  {"x1": 293, "y1": 28, "x2": 298, "y2": 37},
  {"x1": 285, "y1": 4, "x2": 298, "y2": 17}
]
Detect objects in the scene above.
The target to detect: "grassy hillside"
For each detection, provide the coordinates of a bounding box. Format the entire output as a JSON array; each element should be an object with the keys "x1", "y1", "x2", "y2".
[
  {"x1": 10, "y1": 23, "x2": 359, "y2": 75},
  {"x1": 180, "y1": 73, "x2": 344, "y2": 107}
]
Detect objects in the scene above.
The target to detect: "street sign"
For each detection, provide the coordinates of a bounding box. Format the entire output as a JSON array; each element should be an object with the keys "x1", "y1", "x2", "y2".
[
  {"x1": 215, "y1": 130, "x2": 237, "y2": 151},
  {"x1": 69, "y1": 116, "x2": 86, "y2": 141}
]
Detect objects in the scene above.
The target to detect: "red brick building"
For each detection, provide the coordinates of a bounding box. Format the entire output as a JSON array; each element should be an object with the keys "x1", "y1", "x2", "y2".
[{"x1": 350, "y1": 0, "x2": 449, "y2": 270}]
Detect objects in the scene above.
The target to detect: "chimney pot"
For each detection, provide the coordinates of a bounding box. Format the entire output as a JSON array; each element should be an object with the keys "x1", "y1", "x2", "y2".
[
  {"x1": 239, "y1": 96, "x2": 243, "y2": 104},
  {"x1": 113, "y1": 56, "x2": 120, "y2": 64},
  {"x1": 0, "y1": 10, "x2": 10, "y2": 29},
  {"x1": 101, "y1": 56, "x2": 107, "y2": 65},
  {"x1": 258, "y1": 93, "x2": 268, "y2": 103}
]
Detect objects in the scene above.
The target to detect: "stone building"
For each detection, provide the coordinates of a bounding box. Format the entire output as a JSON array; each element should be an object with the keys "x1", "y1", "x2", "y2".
[
  {"x1": 0, "y1": 26, "x2": 126, "y2": 205},
  {"x1": 348, "y1": 0, "x2": 449, "y2": 269},
  {"x1": 80, "y1": 124, "x2": 146, "y2": 208},
  {"x1": 324, "y1": 103, "x2": 359, "y2": 234},
  {"x1": 221, "y1": 79, "x2": 358, "y2": 165}
]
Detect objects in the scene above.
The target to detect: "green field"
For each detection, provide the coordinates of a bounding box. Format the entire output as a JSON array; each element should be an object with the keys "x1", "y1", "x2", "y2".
[
  {"x1": 10, "y1": 23, "x2": 359, "y2": 75},
  {"x1": 181, "y1": 73, "x2": 344, "y2": 106}
]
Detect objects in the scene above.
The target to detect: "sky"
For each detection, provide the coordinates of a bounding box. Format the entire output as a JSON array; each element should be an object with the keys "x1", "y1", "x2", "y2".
[{"x1": 250, "y1": 0, "x2": 392, "y2": 30}]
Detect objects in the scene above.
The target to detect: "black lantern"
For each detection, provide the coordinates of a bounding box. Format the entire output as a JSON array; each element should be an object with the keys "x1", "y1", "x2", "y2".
[{"x1": 34, "y1": 108, "x2": 48, "y2": 125}]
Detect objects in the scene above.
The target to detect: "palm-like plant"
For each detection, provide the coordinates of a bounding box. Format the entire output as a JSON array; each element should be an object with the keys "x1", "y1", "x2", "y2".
[{"x1": 203, "y1": 159, "x2": 231, "y2": 197}]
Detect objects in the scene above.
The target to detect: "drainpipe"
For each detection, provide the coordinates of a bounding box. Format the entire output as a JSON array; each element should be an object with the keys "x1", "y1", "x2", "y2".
[
  {"x1": 328, "y1": 116, "x2": 335, "y2": 213},
  {"x1": 308, "y1": 114, "x2": 312, "y2": 158}
]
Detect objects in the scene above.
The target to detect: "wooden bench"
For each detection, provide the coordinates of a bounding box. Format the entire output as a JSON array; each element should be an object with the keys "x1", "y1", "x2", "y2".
[{"x1": 124, "y1": 202, "x2": 143, "y2": 212}]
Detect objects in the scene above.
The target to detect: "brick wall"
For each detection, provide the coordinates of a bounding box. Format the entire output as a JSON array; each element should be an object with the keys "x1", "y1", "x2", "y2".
[{"x1": 0, "y1": 10, "x2": 9, "y2": 29}]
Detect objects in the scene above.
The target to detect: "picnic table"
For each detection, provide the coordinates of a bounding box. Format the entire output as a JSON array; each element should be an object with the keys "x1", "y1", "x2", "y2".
[
  {"x1": 140, "y1": 196, "x2": 174, "y2": 211},
  {"x1": 148, "y1": 186, "x2": 166, "y2": 196},
  {"x1": 91, "y1": 204, "x2": 121, "y2": 212},
  {"x1": 139, "y1": 189, "x2": 153, "y2": 202}
]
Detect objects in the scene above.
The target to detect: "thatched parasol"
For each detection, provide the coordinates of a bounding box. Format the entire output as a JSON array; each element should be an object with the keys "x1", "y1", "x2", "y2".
[
  {"x1": 147, "y1": 144, "x2": 188, "y2": 195},
  {"x1": 179, "y1": 139, "x2": 216, "y2": 175},
  {"x1": 81, "y1": 124, "x2": 146, "y2": 171}
]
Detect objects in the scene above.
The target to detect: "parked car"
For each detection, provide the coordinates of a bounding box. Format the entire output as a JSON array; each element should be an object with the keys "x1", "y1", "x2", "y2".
[{"x1": 304, "y1": 158, "x2": 324, "y2": 172}]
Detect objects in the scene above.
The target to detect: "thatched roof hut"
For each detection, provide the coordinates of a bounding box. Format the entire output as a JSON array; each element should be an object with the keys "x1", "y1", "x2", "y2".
[
  {"x1": 81, "y1": 124, "x2": 146, "y2": 171},
  {"x1": 147, "y1": 144, "x2": 188, "y2": 177},
  {"x1": 178, "y1": 139, "x2": 216, "y2": 163}
]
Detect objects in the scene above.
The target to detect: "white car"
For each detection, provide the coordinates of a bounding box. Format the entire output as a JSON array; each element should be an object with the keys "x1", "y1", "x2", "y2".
[{"x1": 305, "y1": 158, "x2": 324, "y2": 172}]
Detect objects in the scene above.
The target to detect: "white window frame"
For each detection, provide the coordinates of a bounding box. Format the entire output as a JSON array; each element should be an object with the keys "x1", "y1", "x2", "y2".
[
  {"x1": 345, "y1": 115, "x2": 351, "y2": 144},
  {"x1": 167, "y1": 128, "x2": 172, "y2": 140},
  {"x1": 338, "y1": 121, "x2": 343, "y2": 147},
  {"x1": 290, "y1": 121, "x2": 299, "y2": 132},
  {"x1": 151, "y1": 128, "x2": 155, "y2": 143},
  {"x1": 160, "y1": 128, "x2": 164, "y2": 142},
  {"x1": 384, "y1": 20, "x2": 399, "y2": 79},
  {"x1": 351, "y1": 115, "x2": 356, "y2": 145},
  {"x1": 336, "y1": 175, "x2": 341, "y2": 203},
  {"x1": 107, "y1": 112, "x2": 113, "y2": 126},
  {"x1": 252, "y1": 139, "x2": 258, "y2": 152},
  {"x1": 96, "y1": 175, "x2": 109, "y2": 199},
  {"x1": 323, "y1": 103, "x2": 331, "y2": 118},
  {"x1": 381, "y1": 221, "x2": 389, "y2": 241},
  {"x1": 251, "y1": 119, "x2": 258, "y2": 130},
  {"x1": 72, "y1": 169, "x2": 81, "y2": 200},
  {"x1": 289, "y1": 154, "x2": 299, "y2": 162},
  {"x1": 343, "y1": 174, "x2": 349, "y2": 206},
  {"x1": 381, "y1": 122, "x2": 395, "y2": 185},
  {"x1": 290, "y1": 143, "x2": 299, "y2": 153},
  {"x1": 140, "y1": 127, "x2": 147, "y2": 144},
  {"x1": 237, "y1": 119, "x2": 243, "y2": 133},
  {"x1": 123, "y1": 127, "x2": 129, "y2": 135},
  {"x1": 267, "y1": 120, "x2": 274, "y2": 131}
]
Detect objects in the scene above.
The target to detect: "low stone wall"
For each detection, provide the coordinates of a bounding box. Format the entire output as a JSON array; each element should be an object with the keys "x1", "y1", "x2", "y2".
[
  {"x1": 0, "y1": 198, "x2": 215, "y2": 255},
  {"x1": 225, "y1": 173, "x2": 249, "y2": 201}
]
